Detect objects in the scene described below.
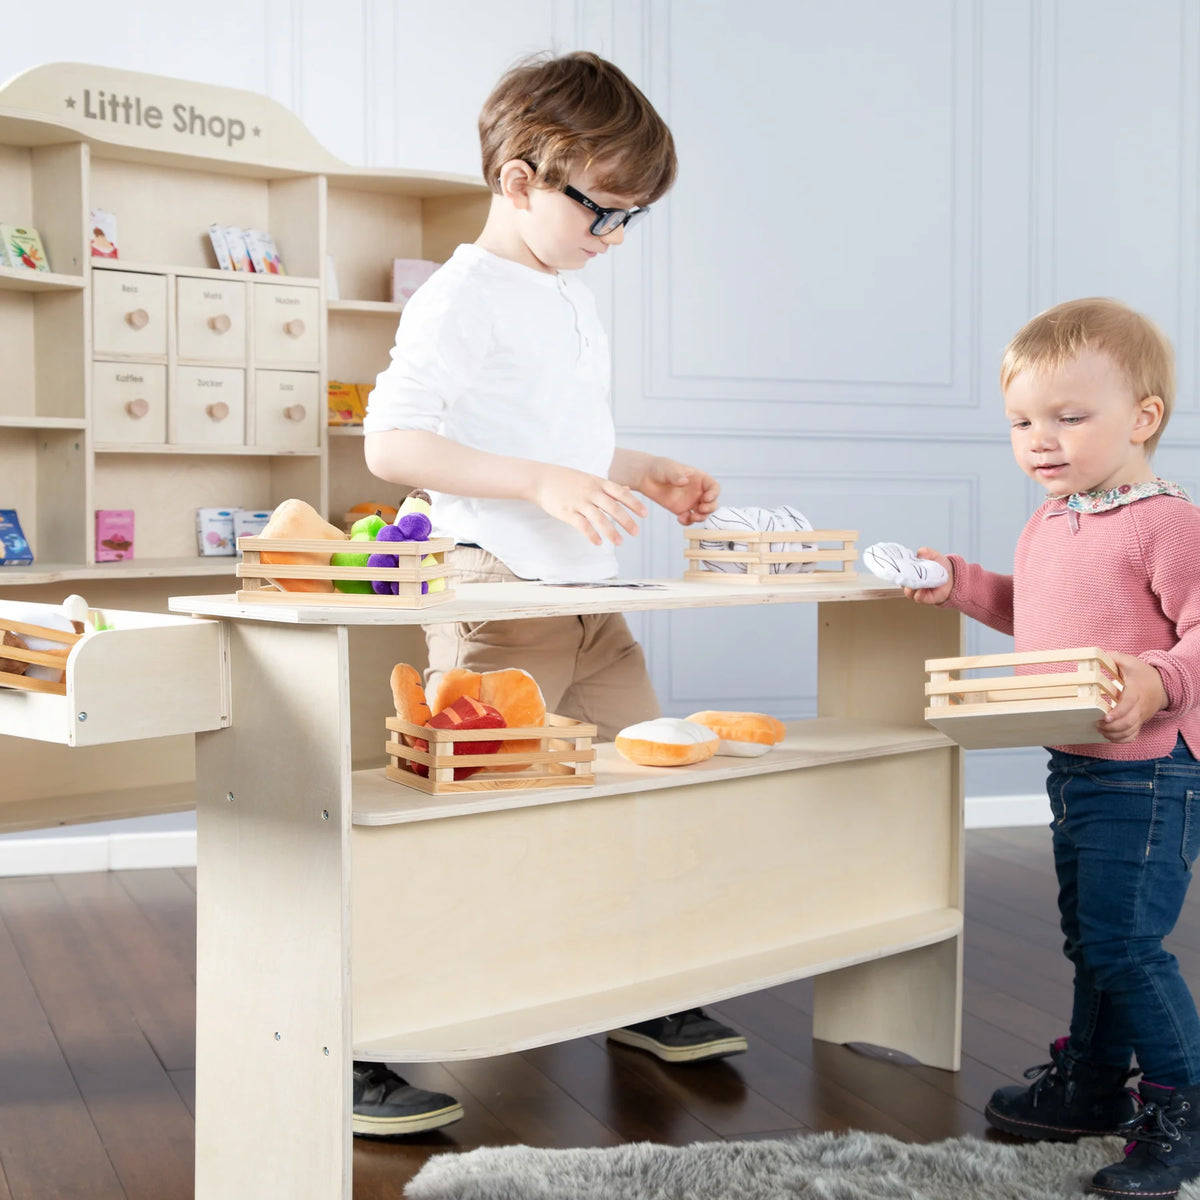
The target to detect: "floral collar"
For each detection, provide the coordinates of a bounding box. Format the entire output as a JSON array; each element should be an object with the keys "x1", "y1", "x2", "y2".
[{"x1": 1065, "y1": 478, "x2": 1192, "y2": 513}]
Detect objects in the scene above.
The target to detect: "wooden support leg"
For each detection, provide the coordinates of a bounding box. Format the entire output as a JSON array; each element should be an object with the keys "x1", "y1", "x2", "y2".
[
  {"x1": 811, "y1": 932, "x2": 963, "y2": 1070},
  {"x1": 193, "y1": 621, "x2": 352, "y2": 1200}
]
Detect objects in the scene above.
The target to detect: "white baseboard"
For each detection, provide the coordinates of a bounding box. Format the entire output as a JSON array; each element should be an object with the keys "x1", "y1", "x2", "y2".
[
  {"x1": 0, "y1": 794, "x2": 1047, "y2": 877},
  {"x1": 0, "y1": 829, "x2": 197, "y2": 878},
  {"x1": 965, "y1": 793, "x2": 1048, "y2": 829}
]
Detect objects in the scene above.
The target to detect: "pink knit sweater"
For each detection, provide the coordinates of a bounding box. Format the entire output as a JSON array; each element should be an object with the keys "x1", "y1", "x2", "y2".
[{"x1": 947, "y1": 491, "x2": 1200, "y2": 759}]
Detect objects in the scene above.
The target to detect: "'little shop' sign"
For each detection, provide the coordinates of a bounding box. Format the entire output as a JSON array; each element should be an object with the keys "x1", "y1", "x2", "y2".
[
  {"x1": 0, "y1": 61, "x2": 344, "y2": 170},
  {"x1": 73, "y1": 87, "x2": 253, "y2": 148}
]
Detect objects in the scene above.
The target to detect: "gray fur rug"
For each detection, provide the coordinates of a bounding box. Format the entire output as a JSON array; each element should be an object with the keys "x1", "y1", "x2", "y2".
[{"x1": 405, "y1": 1131, "x2": 1200, "y2": 1200}]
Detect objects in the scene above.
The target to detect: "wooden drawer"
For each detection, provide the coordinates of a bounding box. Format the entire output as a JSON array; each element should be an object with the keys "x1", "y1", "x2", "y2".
[
  {"x1": 0, "y1": 600, "x2": 229, "y2": 747},
  {"x1": 177, "y1": 275, "x2": 247, "y2": 362},
  {"x1": 253, "y1": 284, "x2": 319, "y2": 364},
  {"x1": 254, "y1": 370, "x2": 320, "y2": 448},
  {"x1": 92, "y1": 270, "x2": 168, "y2": 357},
  {"x1": 172, "y1": 366, "x2": 245, "y2": 445},
  {"x1": 92, "y1": 362, "x2": 167, "y2": 444}
]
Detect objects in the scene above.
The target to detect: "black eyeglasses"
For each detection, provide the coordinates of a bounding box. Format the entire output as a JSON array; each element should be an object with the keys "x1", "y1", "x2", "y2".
[{"x1": 561, "y1": 184, "x2": 650, "y2": 236}]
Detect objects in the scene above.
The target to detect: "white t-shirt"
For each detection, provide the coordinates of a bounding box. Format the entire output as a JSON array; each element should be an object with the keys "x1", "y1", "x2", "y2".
[{"x1": 364, "y1": 244, "x2": 618, "y2": 581}]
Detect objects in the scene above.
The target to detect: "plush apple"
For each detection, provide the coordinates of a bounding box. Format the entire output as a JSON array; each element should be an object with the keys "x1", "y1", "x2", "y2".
[
  {"x1": 332, "y1": 510, "x2": 389, "y2": 594},
  {"x1": 411, "y1": 695, "x2": 506, "y2": 779}
]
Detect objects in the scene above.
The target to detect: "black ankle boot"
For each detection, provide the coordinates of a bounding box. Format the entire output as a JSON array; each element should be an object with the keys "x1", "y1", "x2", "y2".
[
  {"x1": 985, "y1": 1037, "x2": 1137, "y2": 1141},
  {"x1": 1091, "y1": 1080, "x2": 1200, "y2": 1197}
]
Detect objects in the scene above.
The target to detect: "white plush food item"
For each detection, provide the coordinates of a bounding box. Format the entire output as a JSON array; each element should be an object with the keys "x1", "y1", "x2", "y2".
[
  {"x1": 615, "y1": 718, "x2": 719, "y2": 767},
  {"x1": 863, "y1": 542, "x2": 950, "y2": 589},
  {"x1": 698, "y1": 505, "x2": 816, "y2": 573},
  {"x1": 1, "y1": 602, "x2": 75, "y2": 683}
]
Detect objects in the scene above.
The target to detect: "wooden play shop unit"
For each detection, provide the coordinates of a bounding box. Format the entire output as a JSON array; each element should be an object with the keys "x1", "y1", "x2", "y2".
[{"x1": 0, "y1": 62, "x2": 971, "y2": 1200}]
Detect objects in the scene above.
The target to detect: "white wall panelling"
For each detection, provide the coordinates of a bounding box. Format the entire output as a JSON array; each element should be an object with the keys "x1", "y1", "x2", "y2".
[{"x1": 4, "y1": 1, "x2": 1200, "y2": 858}]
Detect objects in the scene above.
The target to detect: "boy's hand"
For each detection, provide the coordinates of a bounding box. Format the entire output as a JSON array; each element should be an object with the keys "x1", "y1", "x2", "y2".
[
  {"x1": 1099, "y1": 652, "x2": 1168, "y2": 743},
  {"x1": 527, "y1": 463, "x2": 648, "y2": 546},
  {"x1": 635, "y1": 457, "x2": 721, "y2": 525},
  {"x1": 904, "y1": 548, "x2": 955, "y2": 605}
]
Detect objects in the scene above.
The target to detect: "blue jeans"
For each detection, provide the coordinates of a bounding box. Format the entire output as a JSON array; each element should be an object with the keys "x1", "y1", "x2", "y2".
[{"x1": 1048, "y1": 735, "x2": 1200, "y2": 1086}]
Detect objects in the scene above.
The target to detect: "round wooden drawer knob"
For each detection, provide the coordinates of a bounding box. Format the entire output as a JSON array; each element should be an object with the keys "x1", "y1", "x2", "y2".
[
  {"x1": 124, "y1": 398, "x2": 150, "y2": 419},
  {"x1": 283, "y1": 404, "x2": 307, "y2": 422},
  {"x1": 124, "y1": 308, "x2": 150, "y2": 330},
  {"x1": 208, "y1": 313, "x2": 232, "y2": 334},
  {"x1": 283, "y1": 318, "x2": 306, "y2": 338},
  {"x1": 205, "y1": 401, "x2": 231, "y2": 421}
]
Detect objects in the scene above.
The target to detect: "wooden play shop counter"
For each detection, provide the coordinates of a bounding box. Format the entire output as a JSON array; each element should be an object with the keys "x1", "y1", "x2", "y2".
[{"x1": 0, "y1": 579, "x2": 963, "y2": 1199}]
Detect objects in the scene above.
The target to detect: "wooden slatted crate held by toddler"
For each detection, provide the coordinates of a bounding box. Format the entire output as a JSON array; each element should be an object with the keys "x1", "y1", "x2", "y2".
[
  {"x1": 924, "y1": 647, "x2": 1123, "y2": 750},
  {"x1": 236, "y1": 536, "x2": 455, "y2": 607},
  {"x1": 385, "y1": 712, "x2": 597, "y2": 795},
  {"x1": 0, "y1": 614, "x2": 80, "y2": 696},
  {"x1": 683, "y1": 528, "x2": 858, "y2": 583}
]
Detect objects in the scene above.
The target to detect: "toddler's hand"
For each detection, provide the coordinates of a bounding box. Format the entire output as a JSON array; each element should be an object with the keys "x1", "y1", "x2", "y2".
[
  {"x1": 901, "y1": 548, "x2": 954, "y2": 604},
  {"x1": 1099, "y1": 652, "x2": 1168, "y2": 743},
  {"x1": 527, "y1": 463, "x2": 648, "y2": 546}
]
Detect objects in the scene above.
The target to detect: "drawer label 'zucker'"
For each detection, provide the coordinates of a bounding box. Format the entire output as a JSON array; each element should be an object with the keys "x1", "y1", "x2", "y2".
[{"x1": 197, "y1": 379, "x2": 224, "y2": 387}]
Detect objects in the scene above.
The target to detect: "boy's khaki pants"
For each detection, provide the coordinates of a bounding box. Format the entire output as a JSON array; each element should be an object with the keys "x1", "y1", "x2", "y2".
[{"x1": 423, "y1": 546, "x2": 660, "y2": 741}]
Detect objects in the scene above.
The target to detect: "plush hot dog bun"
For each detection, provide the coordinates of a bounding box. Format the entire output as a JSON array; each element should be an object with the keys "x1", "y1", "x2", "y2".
[
  {"x1": 685, "y1": 711, "x2": 786, "y2": 757},
  {"x1": 615, "y1": 717, "x2": 718, "y2": 767}
]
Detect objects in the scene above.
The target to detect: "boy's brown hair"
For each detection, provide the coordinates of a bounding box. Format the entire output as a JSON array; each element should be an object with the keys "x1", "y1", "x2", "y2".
[
  {"x1": 479, "y1": 51, "x2": 677, "y2": 206},
  {"x1": 1001, "y1": 297, "x2": 1176, "y2": 455}
]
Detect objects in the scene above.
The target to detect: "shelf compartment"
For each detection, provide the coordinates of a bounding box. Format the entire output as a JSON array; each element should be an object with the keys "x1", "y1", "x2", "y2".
[
  {"x1": 354, "y1": 907, "x2": 962, "y2": 1062},
  {"x1": 351, "y1": 741, "x2": 957, "y2": 1061},
  {"x1": 924, "y1": 646, "x2": 1120, "y2": 749},
  {"x1": 0, "y1": 599, "x2": 230, "y2": 745},
  {"x1": 0, "y1": 266, "x2": 84, "y2": 292},
  {"x1": 327, "y1": 299, "x2": 402, "y2": 315}
]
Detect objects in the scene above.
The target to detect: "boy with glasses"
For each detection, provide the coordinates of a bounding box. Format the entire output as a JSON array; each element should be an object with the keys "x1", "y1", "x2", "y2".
[{"x1": 358, "y1": 51, "x2": 745, "y2": 1138}]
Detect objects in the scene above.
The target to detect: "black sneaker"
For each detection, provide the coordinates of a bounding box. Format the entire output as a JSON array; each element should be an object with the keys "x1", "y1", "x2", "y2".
[
  {"x1": 1091, "y1": 1080, "x2": 1200, "y2": 1197},
  {"x1": 352, "y1": 1061, "x2": 463, "y2": 1137},
  {"x1": 607, "y1": 1009, "x2": 748, "y2": 1063}
]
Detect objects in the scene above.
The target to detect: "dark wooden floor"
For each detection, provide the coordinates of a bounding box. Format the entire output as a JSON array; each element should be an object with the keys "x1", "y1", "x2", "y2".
[{"x1": 2, "y1": 825, "x2": 1198, "y2": 1198}]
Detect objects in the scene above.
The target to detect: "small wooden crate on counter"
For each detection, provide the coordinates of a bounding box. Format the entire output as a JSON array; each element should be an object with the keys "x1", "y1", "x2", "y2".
[
  {"x1": 385, "y1": 712, "x2": 597, "y2": 794},
  {"x1": 924, "y1": 646, "x2": 1123, "y2": 749},
  {"x1": 236, "y1": 536, "x2": 455, "y2": 607},
  {"x1": 0, "y1": 614, "x2": 79, "y2": 696},
  {"x1": 684, "y1": 528, "x2": 858, "y2": 583}
]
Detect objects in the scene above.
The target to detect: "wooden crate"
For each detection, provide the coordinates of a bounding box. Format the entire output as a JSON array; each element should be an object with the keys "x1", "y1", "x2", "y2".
[
  {"x1": 236, "y1": 535, "x2": 455, "y2": 607},
  {"x1": 924, "y1": 646, "x2": 1123, "y2": 749},
  {"x1": 683, "y1": 528, "x2": 857, "y2": 583},
  {"x1": 385, "y1": 712, "x2": 596, "y2": 794},
  {"x1": 0, "y1": 614, "x2": 80, "y2": 697}
]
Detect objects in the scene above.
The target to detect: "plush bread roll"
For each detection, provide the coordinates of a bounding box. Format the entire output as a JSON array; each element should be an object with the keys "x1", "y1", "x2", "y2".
[
  {"x1": 685, "y1": 711, "x2": 786, "y2": 757},
  {"x1": 260, "y1": 498, "x2": 347, "y2": 593},
  {"x1": 615, "y1": 718, "x2": 718, "y2": 767}
]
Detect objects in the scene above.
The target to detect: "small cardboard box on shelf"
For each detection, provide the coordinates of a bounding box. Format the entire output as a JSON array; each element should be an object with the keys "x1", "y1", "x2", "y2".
[{"x1": 95, "y1": 510, "x2": 135, "y2": 561}]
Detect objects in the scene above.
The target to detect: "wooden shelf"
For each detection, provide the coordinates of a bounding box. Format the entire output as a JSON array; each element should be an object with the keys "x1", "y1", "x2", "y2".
[
  {"x1": 0, "y1": 415, "x2": 87, "y2": 430},
  {"x1": 327, "y1": 425, "x2": 365, "y2": 437},
  {"x1": 93, "y1": 443, "x2": 321, "y2": 456},
  {"x1": 169, "y1": 575, "x2": 906, "y2": 626},
  {"x1": 0, "y1": 558, "x2": 241, "y2": 585},
  {"x1": 0, "y1": 779, "x2": 195, "y2": 836},
  {"x1": 90, "y1": 259, "x2": 320, "y2": 288},
  {"x1": 353, "y1": 719, "x2": 952, "y2": 826},
  {"x1": 327, "y1": 299, "x2": 403, "y2": 315},
  {"x1": 0, "y1": 266, "x2": 84, "y2": 292},
  {"x1": 352, "y1": 905, "x2": 962, "y2": 1062}
]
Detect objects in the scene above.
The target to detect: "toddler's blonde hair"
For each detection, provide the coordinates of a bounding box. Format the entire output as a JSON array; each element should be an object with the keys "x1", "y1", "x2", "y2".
[{"x1": 1001, "y1": 297, "x2": 1175, "y2": 456}]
